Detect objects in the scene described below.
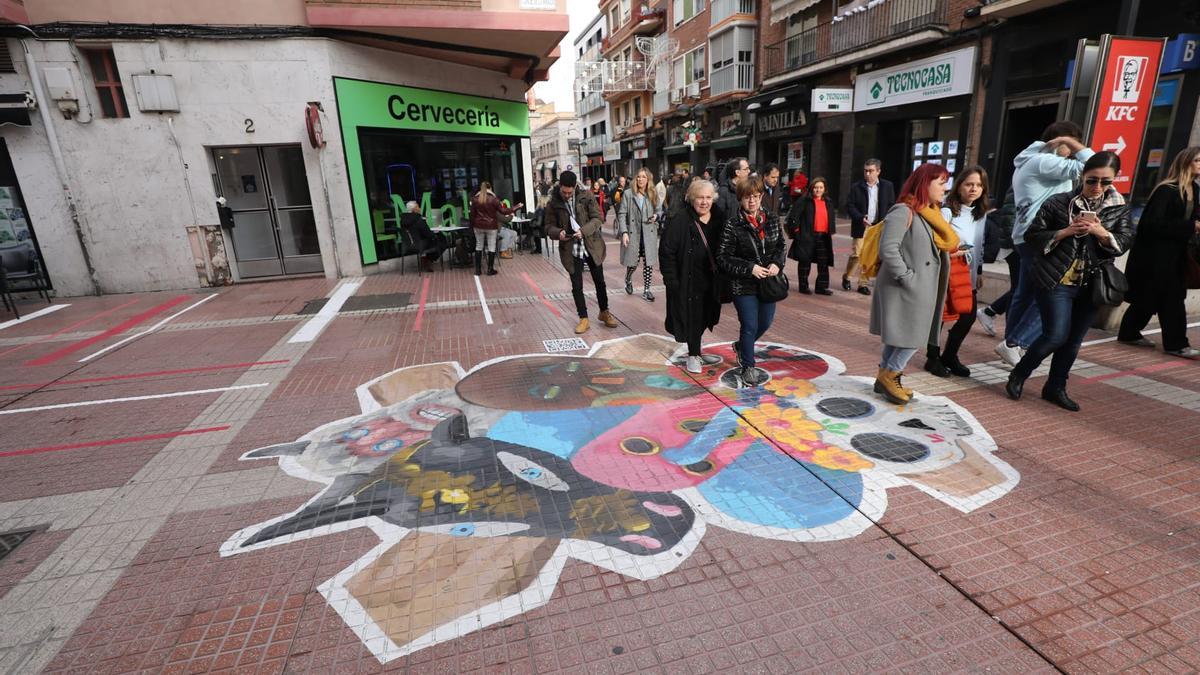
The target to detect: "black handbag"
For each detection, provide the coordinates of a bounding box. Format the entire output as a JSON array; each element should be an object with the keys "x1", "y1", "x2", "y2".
[
  {"x1": 751, "y1": 224, "x2": 789, "y2": 303},
  {"x1": 1089, "y1": 259, "x2": 1129, "y2": 306}
]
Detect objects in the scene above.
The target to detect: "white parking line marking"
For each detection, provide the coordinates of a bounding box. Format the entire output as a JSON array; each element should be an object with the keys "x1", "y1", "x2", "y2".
[
  {"x1": 288, "y1": 279, "x2": 363, "y2": 344},
  {"x1": 78, "y1": 294, "x2": 219, "y2": 362},
  {"x1": 0, "y1": 304, "x2": 69, "y2": 331},
  {"x1": 0, "y1": 383, "x2": 270, "y2": 416},
  {"x1": 474, "y1": 276, "x2": 494, "y2": 325}
]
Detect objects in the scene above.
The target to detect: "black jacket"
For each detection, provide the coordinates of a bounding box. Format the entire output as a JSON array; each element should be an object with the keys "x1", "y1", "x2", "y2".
[
  {"x1": 1024, "y1": 191, "x2": 1134, "y2": 291},
  {"x1": 660, "y1": 207, "x2": 723, "y2": 341},
  {"x1": 786, "y1": 196, "x2": 836, "y2": 265},
  {"x1": 845, "y1": 179, "x2": 896, "y2": 238},
  {"x1": 1125, "y1": 181, "x2": 1200, "y2": 304},
  {"x1": 762, "y1": 183, "x2": 791, "y2": 221},
  {"x1": 716, "y1": 208, "x2": 787, "y2": 297},
  {"x1": 714, "y1": 179, "x2": 738, "y2": 227}
]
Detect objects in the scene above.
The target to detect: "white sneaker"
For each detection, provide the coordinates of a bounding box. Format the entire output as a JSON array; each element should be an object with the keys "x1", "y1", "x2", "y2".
[
  {"x1": 686, "y1": 355, "x2": 703, "y2": 373},
  {"x1": 976, "y1": 308, "x2": 996, "y2": 337},
  {"x1": 995, "y1": 341, "x2": 1022, "y2": 367}
]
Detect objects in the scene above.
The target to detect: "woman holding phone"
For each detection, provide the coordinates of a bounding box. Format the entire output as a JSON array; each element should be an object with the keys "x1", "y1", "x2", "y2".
[
  {"x1": 1006, "y1": 152, "x2": 1134, "y2": 411},
  {"x1": 926, "y1": 167, "x2": 990, "y2": 377}
]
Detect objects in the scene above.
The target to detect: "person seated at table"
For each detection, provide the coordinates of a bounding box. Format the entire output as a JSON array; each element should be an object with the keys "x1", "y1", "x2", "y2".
[{"x1": 399, "y1": 201, "x2": 445, "y2": 272}]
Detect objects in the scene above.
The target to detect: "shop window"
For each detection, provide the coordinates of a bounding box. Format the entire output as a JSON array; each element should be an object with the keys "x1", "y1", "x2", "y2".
[
  {"x1": 1131, "y1": 76, "x2": 1181, "y2": 209},
  {"x1": 82, "y1": 48, "x2": 129, "y2": 119}
]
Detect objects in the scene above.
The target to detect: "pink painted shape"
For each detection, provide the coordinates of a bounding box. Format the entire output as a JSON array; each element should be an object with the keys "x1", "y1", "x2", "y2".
[
  {"x1": 642, "y1": 502, "x2": 683, "y2": 518},
  {"x1": 619, "y1": 534, "x2": 662, "y2": 550}
]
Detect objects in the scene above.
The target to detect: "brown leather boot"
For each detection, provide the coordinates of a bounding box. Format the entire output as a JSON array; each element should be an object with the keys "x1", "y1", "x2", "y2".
[
  {"x1": 598, "y1": 310, "x2": 618, "y2": 328},
  {"x1": 895, "y1": 370, "x2": 915, "y2": 400},
  {"x1": 873, "y1": 368, "x2": 911, "y2": 405},
  {"x1": 574, "y1": 318, "x2": 589, "y2": 334}
]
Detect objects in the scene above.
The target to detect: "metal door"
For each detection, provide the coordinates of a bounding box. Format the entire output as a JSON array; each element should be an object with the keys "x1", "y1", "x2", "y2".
[{"x1": 213, "y1": 145, "x2": 323, "y2": 278}]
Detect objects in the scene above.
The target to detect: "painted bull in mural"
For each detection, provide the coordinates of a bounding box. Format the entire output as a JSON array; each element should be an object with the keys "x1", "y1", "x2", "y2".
[{"x1": 222, "y1": 335, "x2": 1019, "y2": 662}]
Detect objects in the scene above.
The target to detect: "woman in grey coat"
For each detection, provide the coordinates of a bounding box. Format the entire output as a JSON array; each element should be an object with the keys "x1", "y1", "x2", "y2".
[
  {"x1": 619, "y1": 167, "x2": 662, "y2": 302},
  {"x1": 869, "y1": 163, "x2": 959, "y2": 405}
]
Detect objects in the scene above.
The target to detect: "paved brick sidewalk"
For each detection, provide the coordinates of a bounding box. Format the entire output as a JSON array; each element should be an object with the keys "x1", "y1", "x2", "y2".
[{"x1": 0, "y1": 237, "x2": 1197, "y2": 673}]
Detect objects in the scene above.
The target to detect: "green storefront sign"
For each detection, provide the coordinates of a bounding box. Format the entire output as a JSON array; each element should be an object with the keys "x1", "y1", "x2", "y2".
[{"x1": 334, "y1": 77, "x2": 531, "y2": 264}]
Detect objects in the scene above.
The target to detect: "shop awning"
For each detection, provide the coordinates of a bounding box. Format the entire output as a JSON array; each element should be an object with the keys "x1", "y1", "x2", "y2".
[
  {"x1": 547, "y1": 161, "x2": 557, "y2": 170},
  {"x1": 664, "y1": 145, "x2": 689, "y2": 156},
  {"x1": 710, "y1": 135, "x2": 749, "y2": 150},
  {"x1": 771, "y1": 0, "x2": 821, "y2": 24},
  {"x1": 536, "y1": 163, "x2": 545, "y2": 171}
]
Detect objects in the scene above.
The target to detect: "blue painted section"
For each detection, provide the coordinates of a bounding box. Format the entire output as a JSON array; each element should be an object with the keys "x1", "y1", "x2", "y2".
[
  {"x1": 698, "y1": 440, "x2": 863, "y2": 529},
  {"x1": 1163, "y1": 35, "x2": 1200, "y2": 73},
  {"x1": 662, "y1": 408, "x2": 742, "y2": 466},
  {"x1": 487, "y1": 406, "x2": 641, "y2": 459}
]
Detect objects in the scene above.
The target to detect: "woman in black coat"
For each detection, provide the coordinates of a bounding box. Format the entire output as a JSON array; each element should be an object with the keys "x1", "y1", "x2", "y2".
[
  {"x1": 1118, "y1": 146, "x2": 1200, "y2": 358},
  {"x1": 786, "y1": 176, "x2": 836, "y2": 295},
  {"x1": 716, "y1": 175, "x2": 787, "y2": 386},
  {"x1": 661, "y1": 180, "x2": 723, "y2": 374},
  {"x1": 1006, "y1": 152, "x2": 1135, "y2": 412}
]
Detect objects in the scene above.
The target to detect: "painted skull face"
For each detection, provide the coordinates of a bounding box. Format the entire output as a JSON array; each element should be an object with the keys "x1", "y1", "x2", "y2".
[{"x1": 225, "y1": 335, "x2": 1018, "y2": 664}]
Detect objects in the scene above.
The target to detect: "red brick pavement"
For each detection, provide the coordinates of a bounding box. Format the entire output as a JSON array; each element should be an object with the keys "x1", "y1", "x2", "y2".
[{"x1": 3, "y1": 236, "x2": 1200, "y2": 673}]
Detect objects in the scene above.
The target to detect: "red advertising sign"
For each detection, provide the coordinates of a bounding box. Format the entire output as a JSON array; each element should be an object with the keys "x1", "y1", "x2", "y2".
[{"x1": 1086, "y1": 36, "x2": 1166, "y2": 194}]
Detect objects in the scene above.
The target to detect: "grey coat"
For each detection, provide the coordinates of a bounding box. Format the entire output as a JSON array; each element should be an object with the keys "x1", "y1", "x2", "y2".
[
  {"x1": 618, "y1": 192, "x2": 660, "y2": 268},
  {"x1": 869, "y1": 204, "x2": 950, "y2": 349}
]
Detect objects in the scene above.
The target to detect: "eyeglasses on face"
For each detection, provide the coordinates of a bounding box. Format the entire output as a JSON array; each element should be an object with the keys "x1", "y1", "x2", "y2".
[{"x1": 1084, "y1": 177, "x2": 1114, "y2": 186}]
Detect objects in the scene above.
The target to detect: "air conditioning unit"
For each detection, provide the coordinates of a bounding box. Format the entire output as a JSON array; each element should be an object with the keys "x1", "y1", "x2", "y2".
[
  {"x1": 643, "y1": 115, "x2": 654, "y2": 129},
  {"x1": 670, "y1": 88, "x2": 683, "y2": 103},
  {"x1": 686, "y1": 82, "x2": 701, "y2": 98}
]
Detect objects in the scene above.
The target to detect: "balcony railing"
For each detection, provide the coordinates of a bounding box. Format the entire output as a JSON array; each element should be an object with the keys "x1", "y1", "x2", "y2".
[
  {"x1": 580, "y1": 134, "x2": 609, "y2": 155},
  {"x1": 578, "y1": 92, "x2": 606, "y2": 114},
  {"x1": 710, "y1": 0, "x2": 753, "y2": 26},
  {"x1": 709, "y1": 63, "x2": 754, "y2": 97},
  {"x1": 764, "y1": 0, "x2": 946, "y2": 79}
]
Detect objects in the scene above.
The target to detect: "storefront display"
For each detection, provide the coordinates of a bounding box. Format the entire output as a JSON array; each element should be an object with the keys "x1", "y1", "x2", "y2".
[{"x1": 334, "y1": 78, "x2": 531, "y2": 265}]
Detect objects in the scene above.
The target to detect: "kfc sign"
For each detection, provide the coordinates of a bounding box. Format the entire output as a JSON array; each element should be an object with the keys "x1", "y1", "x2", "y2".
[{"x1": 1087, "y1": 36, "x2": 1166, "y2": 194}]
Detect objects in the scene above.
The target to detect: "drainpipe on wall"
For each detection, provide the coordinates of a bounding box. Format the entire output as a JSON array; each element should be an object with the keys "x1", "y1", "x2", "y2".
[{"x1": 17, "y1": 29, "x2": 101, "y2": 296}]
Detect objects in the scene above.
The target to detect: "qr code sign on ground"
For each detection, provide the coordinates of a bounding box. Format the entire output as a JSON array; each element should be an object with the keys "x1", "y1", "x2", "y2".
[{"x1": 543, "y1": 338, "x2": 589, "y2": 353}]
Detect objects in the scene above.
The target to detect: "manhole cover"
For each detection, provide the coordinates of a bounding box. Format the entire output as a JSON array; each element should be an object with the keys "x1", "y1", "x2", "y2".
[
  {"x1": 298, "y1": 293, "x2": 412, "y2": 315},
  {"x1": 0, "y1": 529, "x2": 36, "y2": 562}
]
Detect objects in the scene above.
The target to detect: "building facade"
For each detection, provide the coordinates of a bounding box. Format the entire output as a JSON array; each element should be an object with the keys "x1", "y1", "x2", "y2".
[
  {"x1": 530, "y1": 103, "x2": 580, "y2": 183},
  {"x1": 0, "y1": 0, "x2": 567, "y2": 295},
  {"x1": 573, "y1": 11, "x2": 611, "y2": 181}
]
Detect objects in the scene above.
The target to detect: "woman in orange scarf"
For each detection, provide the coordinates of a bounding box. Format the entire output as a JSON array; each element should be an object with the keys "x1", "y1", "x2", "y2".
[{"x1": 927, "y1": 167, "x2": 990, "y2": 377}]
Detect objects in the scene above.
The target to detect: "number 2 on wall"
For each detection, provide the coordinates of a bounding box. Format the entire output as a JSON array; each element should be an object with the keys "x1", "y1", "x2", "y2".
[{"x1": 245, "y1": 118, "x2": 255, "y2": 133}]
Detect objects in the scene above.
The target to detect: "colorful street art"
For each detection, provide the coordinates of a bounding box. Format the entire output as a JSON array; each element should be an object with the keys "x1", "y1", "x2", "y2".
[{"x1": 221, "y1": 335, "x2": 1019, "y2": 663}]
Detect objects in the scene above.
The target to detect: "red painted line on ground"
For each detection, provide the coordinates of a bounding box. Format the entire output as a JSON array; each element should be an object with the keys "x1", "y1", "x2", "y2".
[
  {"x1": 1081, "y1": 360, "x2": 1187, "y2": 383},
  {"x1": 520, "y1": 272, "x2": 563, "y2": 318},
  {"x1": 0, "y1": 360, "x2": 290, "y2": 391},
  {"x1": 413, "y1": 277, "x2": 431, "y2": 332},
  {"x1": 0, "y1": 298, "x2": 141, "y2": 359},
  {"x1": 25, "y1": 295, "x2": 192, "y2": 366},
  {"x1": 0, "y1": 426, "x2": 231, "y2": 459}
]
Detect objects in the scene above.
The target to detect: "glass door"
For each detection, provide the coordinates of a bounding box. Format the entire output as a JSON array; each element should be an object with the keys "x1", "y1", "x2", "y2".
[{"x1": 212, "y1": 145, "x2": 323, "y2": 278}]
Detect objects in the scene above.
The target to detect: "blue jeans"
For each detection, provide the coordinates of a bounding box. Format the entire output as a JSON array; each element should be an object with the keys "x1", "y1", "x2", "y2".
[
  {"x1": 880, "y1": 345, "x2": 918, "y2": 372},
  {"x1": 731, "y1": 294, "x2": 777, "y2": 367},
  {"x1": 1012, "y1": 284, "x2": 1098, "y2": 392},
  {"x1": 1003, "y1": 242, "x2": 1044, "y2": 348}
]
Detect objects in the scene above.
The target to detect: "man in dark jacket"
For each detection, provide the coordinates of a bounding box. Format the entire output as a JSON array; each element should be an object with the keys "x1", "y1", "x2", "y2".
[
  {"x1": 761, "y1": 163, "x2": 791, "y2": 221},
  {"x1": 844, "y1": 158, "x2": 895, "y2": 295},
  {"x1": 543, "y1": 171, "x2": 618, "y2": 334},
  {"x1": 399, "y1": 201, "x2": 445, "y2": 273}
]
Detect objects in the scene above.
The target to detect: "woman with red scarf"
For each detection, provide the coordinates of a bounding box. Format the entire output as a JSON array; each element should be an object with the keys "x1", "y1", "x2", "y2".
[{"x1": 716, "y1": 175, "x2": 787, "y2": 386}]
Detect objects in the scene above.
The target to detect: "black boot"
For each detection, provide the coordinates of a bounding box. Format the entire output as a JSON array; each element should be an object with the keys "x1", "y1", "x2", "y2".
[
  {"x1": 1041, "y1": 388, "x2": 1080, "y2": 412},
  {"x1": 624, "y1": 268, "x2": 634, "y2": 295},
  {"x1": 486, "y1": 252, "x2": 498, "y2": 276},
  {"x1": 924, "y1": 346, "x2": 950, "y2": 378},
  {"x1": 1005, "y1": 371, "x2": 1026, "y2": 400},
  {"x1": 941, "y1": 353, "x2": 971, "y2": 377},
  {"x1": 473, "y1": 251, "x2": 482, "y2": 276}
]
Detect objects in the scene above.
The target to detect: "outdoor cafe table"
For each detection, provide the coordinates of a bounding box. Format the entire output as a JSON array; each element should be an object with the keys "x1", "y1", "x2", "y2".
[{"x1": 430, "y1": 225, "x2": 470, "y2": 267}]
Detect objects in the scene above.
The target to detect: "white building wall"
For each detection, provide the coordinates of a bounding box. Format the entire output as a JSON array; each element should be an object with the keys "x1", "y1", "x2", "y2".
[{"x1": 0, "y1": 37, "x2": 529, "y2": 295}]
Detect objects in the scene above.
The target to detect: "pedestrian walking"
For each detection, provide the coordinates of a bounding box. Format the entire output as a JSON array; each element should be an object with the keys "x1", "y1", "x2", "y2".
[
  {"x1": 716, "y1": 175, "x2": 786, "y2": 387},
  {"x1": 595, "y1": 177, "x2": 608, "y2": 220},
  {"x1": 845, "y1": 159, "x2": 896, "y2": 296},
  {"x1": 997, "y1": 121, "x2": 1094, "y2": 366},
  {"x1": 976, "y1": 187, "x2": 1017, "y2": 337},
  {"x1": 655, "y1": 174, "x2": 667, "y2": 210},
  {"x1": 926, "y1": 166, "x2": 990, "y2": 377},
  {"x1": 469, "y1": 181, "x2": 522, "y2": 276},
  {"x1": 661, "y1": 179, "x2": 723, "y2": 374},
  {"x1": 1118, "y1": 146, "x2": 1200, "y2": 358},
  {"x1": 619, "y1": 167, "x2": 662, "y2": 303},
  {"x1": 714, "y1": 158, "x2": 750, "y2": 225},
  {"x1": 869, "y1": 163, "x2": 957, "y2": 405},
  {"x1": 1005, "y1": 152, "x2": 1133, "y2": 412},
  {"x1": 787, "y1": 176, "x2": 836, "y2": 296},
  {"x1": 543, "y1": 171, "x2": 619, "y2": 334},
  {"x1": 761, "y1": 163, "x2": 791, "y2": 221}
]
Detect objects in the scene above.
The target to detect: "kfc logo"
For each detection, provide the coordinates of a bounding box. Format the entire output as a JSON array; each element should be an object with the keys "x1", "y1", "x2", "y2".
[{"x1": 1112, "y1": 55, "x2": 1148, "y2": 103}]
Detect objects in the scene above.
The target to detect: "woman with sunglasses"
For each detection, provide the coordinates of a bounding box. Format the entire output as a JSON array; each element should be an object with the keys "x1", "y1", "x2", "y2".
[
  {"x1": 1119, "y1": 146, "x2": 1200, "y2": 359},
  {"x1": 1006, "y1": 151, "x2": 1134, "y2": 411}
]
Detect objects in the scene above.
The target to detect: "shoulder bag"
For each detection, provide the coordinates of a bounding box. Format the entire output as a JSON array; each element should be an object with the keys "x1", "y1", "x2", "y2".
[
  {"x1": 1089, "y1": 259, "x2": 1129, "y2": 306},
  {"x1": 752, "y1": 223, "x2": 789, "y2": 303}
]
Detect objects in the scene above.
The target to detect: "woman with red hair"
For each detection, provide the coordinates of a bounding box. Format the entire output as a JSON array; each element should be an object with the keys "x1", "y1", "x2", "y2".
[{"x1": 869, "y1": 163, "x2": 960, "y2": 404}]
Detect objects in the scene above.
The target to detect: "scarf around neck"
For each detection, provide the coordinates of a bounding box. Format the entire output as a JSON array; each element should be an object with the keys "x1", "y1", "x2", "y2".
[
  {"x1": 744, "y1": 209, "x2": 765, "y2": 240},
  {"x1": 915, "y1": 204, "x2": 961, "y2": 253}
]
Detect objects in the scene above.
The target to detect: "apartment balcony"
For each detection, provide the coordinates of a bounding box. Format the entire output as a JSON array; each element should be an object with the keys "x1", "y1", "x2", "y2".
[
  {"x1": 578, "y1": 92, "x2": 606, "y2": 115},
  {"x1": 709, "y1": 63, "x2": 754, "y2": 97},
  {"x1": 580, "y1": 133, "x2": 609, "y2": 155},
  {"x1": 764, "y1": 0, "x2": 946, "y2": 80},
  {"x1": 602, "y1": 7, "x2": 665, "y2": 54},
  {"x1": 979, "y1": 0, "x2": 1062, "y2": 19},
  {"x1": 305, "y1": 0, "x2": 569, "y2": 77},
  {"x1": 710, "y1": 0, "x2": 754, "y2": 27}
]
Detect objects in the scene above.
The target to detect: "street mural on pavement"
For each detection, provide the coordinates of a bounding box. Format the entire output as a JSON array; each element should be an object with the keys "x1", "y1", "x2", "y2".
[{"x1": 221, "y1": 334, "x2": 1019, "y2": 663}]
